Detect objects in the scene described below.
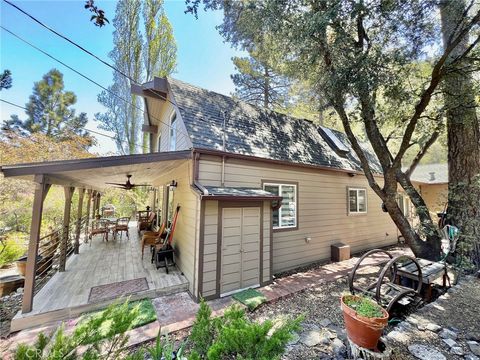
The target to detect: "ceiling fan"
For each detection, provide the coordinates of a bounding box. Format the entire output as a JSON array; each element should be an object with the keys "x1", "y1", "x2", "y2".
[{"x1": 106, "y1": 175, "x2": 151, "y2": 190}]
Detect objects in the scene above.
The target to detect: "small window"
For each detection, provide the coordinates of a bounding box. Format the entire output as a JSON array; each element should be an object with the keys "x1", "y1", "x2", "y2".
[
  {"x1": 157, "y1": 135, "x2": 162, "y2": 152},
  {"x1": 263, "y1": 183, "x2": 297, "y2": 229},
  {"x1": 169, "y1": 113, "x2": 177, "y2": 151},
  {"x1": 397, "y1": 193, "x2": 411, "y2": 218},
  {"x1": 348, "y1": 188, "x2": 367, "y2": 214}
]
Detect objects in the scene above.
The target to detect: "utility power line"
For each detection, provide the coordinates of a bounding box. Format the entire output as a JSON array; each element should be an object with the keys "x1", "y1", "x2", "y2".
[
  {"x1": 2, "y1": 0, "x2": 180, "y2": 111},
  {"x1": 0, "y1": 26, "x2": 190, "y2": 144},
  {"x1": 0, "y1": 98, "x2": 126, "y2": 145}
]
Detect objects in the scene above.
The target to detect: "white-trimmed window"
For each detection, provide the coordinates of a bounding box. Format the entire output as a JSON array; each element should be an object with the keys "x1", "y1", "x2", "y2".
[
  {"x1": 263, "y1": 183, "x2": 297, "y2": 229},
  {"x1": 348, "y1": 187, "x2": 367, "y2": 214},
  {"x1": 169, "y1": 113, "x2": 177, "y2": 151},
  {"x1": 397, "y1": 193, "x2": 411, "y2": 218}
]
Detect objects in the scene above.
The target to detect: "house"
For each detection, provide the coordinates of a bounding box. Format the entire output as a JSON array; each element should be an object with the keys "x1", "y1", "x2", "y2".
[
  {"x1": 132, "y1": 77, "x2": 400, "y2": 300},
  {"x1": 2, "y1": 77, "x2": 418, "y2": 330},
  {"x1": 410, "y1": 163, "x2": 448, "y2": 214}
]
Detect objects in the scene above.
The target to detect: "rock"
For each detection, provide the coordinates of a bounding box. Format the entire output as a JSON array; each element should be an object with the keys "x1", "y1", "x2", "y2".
[
  {"x1": 407, "y1": 317, "x2": 419, "y2": 325},
  {"x1": 442, "y1": 338, "x2": 457, "y2": 348},
  {"x1": 426, "y1": 323, "x2": 442, "y2": 332},
  {"x1": 439, "y1": 328, "x2": 458, "y2": 340},
  {"x1": 408, "y1": 344, "x2": 446, "y2": 360},
  {"x1": 386, "y1": 330, "x2": 410, "y2": 343},
  {"x1": 450, "y1": 346, "x2": 464, "y2": 356},
  {"x1": 467, "y1": 341, "x2": 480, "y2": 356},
  {"x1": 319, "y1": 318, "x2": 332, "y2": 327},
  {"x1": 300, "y1": 330, "x2": 321, "y2": 347},
  {"x1": 468, "y1": 333, "x2": 480, "y2": 342},
  {"x1": 331, "y1": 338, "x2": 346, "y2": 356},
  {"x1": 465, "y1": 354, "x2": 480, "y2": 360}
]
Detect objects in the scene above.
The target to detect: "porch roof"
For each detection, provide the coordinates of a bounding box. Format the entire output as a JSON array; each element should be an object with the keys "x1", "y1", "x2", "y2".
[{"x1": 0, "y1": 150, "x2": 192, "y2": 191}]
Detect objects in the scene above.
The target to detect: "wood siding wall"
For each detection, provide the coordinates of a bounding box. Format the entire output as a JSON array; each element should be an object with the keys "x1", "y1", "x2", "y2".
[
  {"x1": 151, "y1": 161, "x2": 199, "y2": 295},
  {"x1": 198, "y1": 156, "x2": 398, "y2": 273},
  {"x1": 147, "y1": 97, "x2": 192, "y2": 152},
  {"x1": 419, "y1": 184, "x2": 448, "y2": 213}
]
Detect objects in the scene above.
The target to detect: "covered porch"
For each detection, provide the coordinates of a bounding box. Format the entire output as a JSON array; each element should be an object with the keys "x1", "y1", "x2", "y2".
[{"x1": 0, "y1": 151, "x2": 192, "y2": 332}]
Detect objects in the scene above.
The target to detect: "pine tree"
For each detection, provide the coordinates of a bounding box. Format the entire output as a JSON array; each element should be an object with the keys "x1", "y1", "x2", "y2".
[
  {"x1": 2, "y1": 69, "x2": 91, "y2": 144},
  {"x1": 231, "y1": 50, "x2": 289, "y2": 110}
]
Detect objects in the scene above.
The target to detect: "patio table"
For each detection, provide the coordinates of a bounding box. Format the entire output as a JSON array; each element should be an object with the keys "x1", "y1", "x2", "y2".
[
  {"x1": 396, "y1": 258, "x2": 447, "y2": 301},
  {"x1": 103, "y1": 217, "x2": 118, "y2": 240}
]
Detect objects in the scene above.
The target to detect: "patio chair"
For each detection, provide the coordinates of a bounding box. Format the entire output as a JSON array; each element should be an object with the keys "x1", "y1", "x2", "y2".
[
  {"x1": 88, "y1": 219, "x2": 109, "y2": 244},
  {"x1": 141, "y1": 222, "x2": 166, "y2": 260},
  {"x1": 138, "y1": 211, "x2": 156, "y2": 234},
  {"x1": 113, "y1": 217, "x2": 130, "y2": 240}
]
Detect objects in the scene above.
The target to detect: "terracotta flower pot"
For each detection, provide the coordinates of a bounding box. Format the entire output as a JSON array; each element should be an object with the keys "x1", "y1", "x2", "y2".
[{"x1": 341, "y1": 295, "x2": 389, "y2": 349}]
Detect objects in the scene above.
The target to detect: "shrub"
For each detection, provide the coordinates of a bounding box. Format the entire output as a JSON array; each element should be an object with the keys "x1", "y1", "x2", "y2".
[
  {"x1": 0, "y1": 235, "x2": 26, "y2": 267},
  {"x1": 14, "y1": 300, "x2": 138, "y2": 359},
  {"x1": 188, "y1": 300, "x2": 303, "y2": 360}
]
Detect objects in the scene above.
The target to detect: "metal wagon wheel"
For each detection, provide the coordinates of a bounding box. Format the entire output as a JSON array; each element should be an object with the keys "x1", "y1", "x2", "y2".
[
  {"x1": 348, "y1": 249, "x2": 394, "y2": 295},
  {"x1": 375, "y1": 255, "x2": 423, "y2": 311}
]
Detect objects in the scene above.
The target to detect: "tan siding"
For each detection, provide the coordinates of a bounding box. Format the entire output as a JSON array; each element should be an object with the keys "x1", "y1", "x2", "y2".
[
  {"x1": 146, "y1": 96, "x2": 192, "y2": 153},
  {"x1": 202, "y1": 200, "x2": 218, "y2": 297},
  {"x1": 262, "y1": 201, "x2": 271, "y2": 283},
  {"x1": 198, "y1": 157, "x2": 398, "y2": 274},
  {"x1": 151, "y1": 161, "x2": 198, "y2": 295},
  {"x1": 419, "y1": 183, "x2": 448, "y2": 214}
]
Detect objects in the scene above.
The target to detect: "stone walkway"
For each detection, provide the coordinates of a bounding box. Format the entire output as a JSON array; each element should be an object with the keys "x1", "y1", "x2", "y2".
[{"x1": 1, "y1": 247, "x2": 409, "y2": 357}]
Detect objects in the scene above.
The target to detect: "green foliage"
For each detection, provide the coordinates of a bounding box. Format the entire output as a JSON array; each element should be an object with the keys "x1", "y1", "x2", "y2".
[
  {"x1": 189, "y1": 299, "x2": 215, "y2": 358},
  {"x1": 2, "y1": 69, "x2": 91, "y2": 145},
  {"x1": 14, "y1": 300, "x2": 139, "y2": 359},
  {"x1": 96, "y1": 0, "x2": 177, "y2": 154},
  {"x1": 344, "y1": 295, "x2": 384, "y2": 319},
  {"x1": 83, "y1": 298, "x2": 157, "y2": 334},
  {"x1": 0, "y1": 69, "x2": 12, "y2": 90},
  {"x1": 188, "y1": 300, "x2": 302, "y2": 360},
  {"x1": 0, "y1": 234, "x2": 26, "y2": 266}
]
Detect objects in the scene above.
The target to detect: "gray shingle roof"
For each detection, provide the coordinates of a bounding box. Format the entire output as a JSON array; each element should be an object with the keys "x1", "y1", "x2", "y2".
[
  {"x1": 409, "y1": 163, "x2": 448, "y2": 184},
  {"x1": 168, "y1": 77, "x2": 382, "y2": 173}
]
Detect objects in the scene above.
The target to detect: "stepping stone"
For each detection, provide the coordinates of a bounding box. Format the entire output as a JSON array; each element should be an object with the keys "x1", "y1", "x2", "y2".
[
  {"x1": 439, "y1": 328, "x2": 458, "y2": 340},
  {"x1": 442, "y1": 338, "x2": 457, "y2": 348},
  {"x1": 468, "y1": 341, "x2": 480, "y2": 356},
  {"x1": 426, "y1": 323, "x2": 442, "y2": 332},
  {"x1": 319, "y1": 318, "x2": 332, "y2": 327},
  {"x1": 451, "y1": 346, "x2": 464, "y2": 356},
  {"x1": 300, "y1": 330, "x2": 323, "y2": 347},
  {"x1": 408, "y1": 344, "x2": 446, "y2": 360}
]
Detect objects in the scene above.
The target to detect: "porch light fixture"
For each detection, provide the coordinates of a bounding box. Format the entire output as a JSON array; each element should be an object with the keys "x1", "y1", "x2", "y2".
[{"x1": 169, "y1": 180, "x2": 178, "y2": 190}]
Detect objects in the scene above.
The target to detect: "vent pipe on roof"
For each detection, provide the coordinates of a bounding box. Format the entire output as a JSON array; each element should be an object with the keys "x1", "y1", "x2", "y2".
[{"x1": 429, "y1": 172, "x2": 436, "y2": 181}]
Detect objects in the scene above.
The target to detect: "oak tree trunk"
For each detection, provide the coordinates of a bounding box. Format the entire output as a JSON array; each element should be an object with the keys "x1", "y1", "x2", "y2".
[{"x1": 440, "y1": 0, "x2": 480, "y2": 268}]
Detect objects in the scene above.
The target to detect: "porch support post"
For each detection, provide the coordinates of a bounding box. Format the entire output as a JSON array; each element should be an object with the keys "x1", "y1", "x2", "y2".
[
  {"x1": 92, "y1": 190, "x2": 97, "y2": 216},
  {"x1": 22, "y1": 175, "x2": 51, "y2": 313},
  {"x1": 96, "y1": 193, "x2": 101, "y2": 216},
  {"x1": 74, "y1": 188, "x2": 85, "y2": 254},
  {"x1": 59, "y1": 186, "x2": 75, "y2": 272},
  {"x1": 85, "y1": 189, "x2": 92, "y2": 237}
]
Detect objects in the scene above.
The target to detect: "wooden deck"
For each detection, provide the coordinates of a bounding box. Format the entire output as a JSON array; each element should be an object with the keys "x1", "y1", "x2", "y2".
[{"x1": 11, "y1": 225, "x2": 188, "y2": 332}]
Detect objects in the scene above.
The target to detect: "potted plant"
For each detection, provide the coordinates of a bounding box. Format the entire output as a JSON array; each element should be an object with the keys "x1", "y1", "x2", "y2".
[{"x1": 340, "y1": 294, "x2": 388, "y2": 349}]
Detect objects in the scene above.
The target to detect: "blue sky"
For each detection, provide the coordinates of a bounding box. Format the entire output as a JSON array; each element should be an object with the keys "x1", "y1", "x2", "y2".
[{"x1": 0, "y1": 0, "x2": 244, "y2": 154}]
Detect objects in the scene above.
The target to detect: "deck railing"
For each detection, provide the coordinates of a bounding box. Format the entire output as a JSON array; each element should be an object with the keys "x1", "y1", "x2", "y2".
[{"x1": 34, "y1": 215, "x2": 88, "y2": 293}]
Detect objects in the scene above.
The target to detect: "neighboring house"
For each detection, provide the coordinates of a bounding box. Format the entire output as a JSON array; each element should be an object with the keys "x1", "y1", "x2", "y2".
[
  {"x1": 132, "y1": 77, "x2": 399, "y2": 300},
  {"x1": 410, "y1": 163, "x2": 448, "y2": 214}
]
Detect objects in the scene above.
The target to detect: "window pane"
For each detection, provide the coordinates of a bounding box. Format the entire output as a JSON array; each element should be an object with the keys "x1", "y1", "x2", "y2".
[
  {"x1": 264, "y1": 185, "x2": 280, "y2": 227},
  {"x1": 349, "y1": 190, "x2": 357, "y2": 212},
  {"x1": 169, "y1": 114, "x2": 177, "y2": 151},
  {"x1": 358, "y1": 190, "x2": 366, "y2": 212},
  {"x1": 281, "y1": 185, "x2": 296, "y2": 227}
]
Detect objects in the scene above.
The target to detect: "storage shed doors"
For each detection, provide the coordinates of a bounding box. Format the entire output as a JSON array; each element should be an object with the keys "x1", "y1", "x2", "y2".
[{"x1": 220, "y1": 206, "x2": 261, "y2": 296}]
